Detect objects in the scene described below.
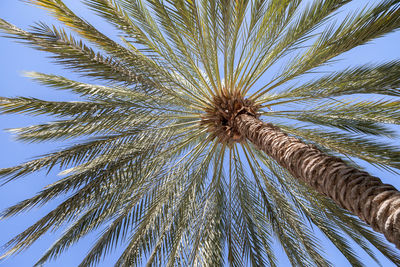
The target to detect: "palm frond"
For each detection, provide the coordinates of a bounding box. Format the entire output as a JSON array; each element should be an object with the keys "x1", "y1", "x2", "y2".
[
  {"x1": 243, "y1": 144, "x2": 331, "y2": 267},
  {"x1": 254, "y1": 148, "x2": 400, "y2": 266},
  {"x1": 261, "y1": 61, "x2": 400, "y2": 105},
  {"x1": 229, "y1": 147, "x2": 277, "y2": 266},
  {"x1": 1, "y1": 0, "x2": 400, "y2": 265},
  {"x1": 264, "y1": 99, "x2": 400, "y2": 137},
  {"x1": 278, "y1": 124, "x2": 400, "y2": 170},
  {"x1": 252, "y1": 0, "x2": 400, "y2": 99},
  {"x1": 247, "y1": 0, "x2": 351, "y2": 97}
]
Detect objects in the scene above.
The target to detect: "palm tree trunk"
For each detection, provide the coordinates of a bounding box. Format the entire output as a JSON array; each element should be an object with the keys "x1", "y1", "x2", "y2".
[{"x1": 236, "y1": 113, "x2": 400, "y2": 248}]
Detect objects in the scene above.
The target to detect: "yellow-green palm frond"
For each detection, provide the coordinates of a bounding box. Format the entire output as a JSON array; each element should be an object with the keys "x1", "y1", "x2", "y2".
[{"x1": 1, "y1": 0, "x2": 400, "y2": 266}]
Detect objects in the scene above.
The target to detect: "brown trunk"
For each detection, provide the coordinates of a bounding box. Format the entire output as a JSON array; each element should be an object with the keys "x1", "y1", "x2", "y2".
[{"x1": 236, "y1": 113, "x2": 400, "y2": 248}]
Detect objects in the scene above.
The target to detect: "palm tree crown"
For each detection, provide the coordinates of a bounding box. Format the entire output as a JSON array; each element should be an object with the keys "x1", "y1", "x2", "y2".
[{"x1": 1, "y1": 0, "x2": 400, "y2": 266}]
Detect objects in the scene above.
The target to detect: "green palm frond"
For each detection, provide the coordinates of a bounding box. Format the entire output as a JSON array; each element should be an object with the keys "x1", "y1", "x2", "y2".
[
  {"x1": 278, "y1": 124, "x2": 400, "y2": 170},
  {"x1": 251, "y1": 0, "x2": 400, "y2": 98},
  {"x1": 0, "y1": 20, "x2": 139, "y2": 84},
  {"x1": 264, "y1": 99, "x2": 400, "y2": 137},
  {"x1": 253, "y1": 148, "x2": 400, "y2": 266},
  {"x1": 243, "y1": 144, "x2": 331, "y2": 267},
  {"x1": 1, "y1": 0, "x2": 400, "y2": 266},
  {"x1": 243, "y1": 0, "x2": 351, "y2": 96},
  {"x1": 24, "y1": 72, "x2": 180, "y2": 107},
  {"x1": 261, "y1": 61, "x2": 400, "y2": 105}
]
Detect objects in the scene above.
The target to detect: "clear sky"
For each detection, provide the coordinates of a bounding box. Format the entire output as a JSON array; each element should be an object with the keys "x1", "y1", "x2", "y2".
[{"x1": 0, "y1": 0, "x2": 400, "y2": 266}]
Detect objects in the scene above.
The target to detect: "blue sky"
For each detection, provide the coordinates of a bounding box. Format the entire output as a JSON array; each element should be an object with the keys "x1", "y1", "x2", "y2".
[{"x1": 0, "y1": 0, "x2": 400, "y2": 266}]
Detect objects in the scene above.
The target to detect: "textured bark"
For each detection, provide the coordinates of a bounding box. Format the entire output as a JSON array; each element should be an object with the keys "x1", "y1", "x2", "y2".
[{"x1": 236, "y1": 113, "x2": 400, "y2": 248}]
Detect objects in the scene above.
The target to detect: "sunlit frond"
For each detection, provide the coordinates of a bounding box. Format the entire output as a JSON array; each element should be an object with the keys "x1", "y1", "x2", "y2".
[
  {"x1": 1, "y1": 0, "x2": 400, "y2": 266},
  {"x1": 254, "y1": 149, "x2": 400, "y2": 266},
  {"x1": 278, "y1": 124, "x2": 400, "y2": 170},
  {"x1": 260, "y1": 61, "x2": 400, "y2": 105},
  {"x1": 264, "y1": 99, "x2": 400, "y2": 137}
]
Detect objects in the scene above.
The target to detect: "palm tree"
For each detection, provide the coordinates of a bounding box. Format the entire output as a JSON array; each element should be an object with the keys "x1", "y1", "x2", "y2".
[{"x1": 1, "y1": 0, "x2": 400, "y2": 265}]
